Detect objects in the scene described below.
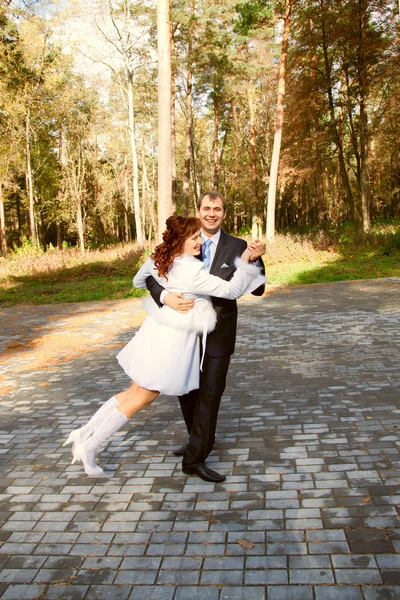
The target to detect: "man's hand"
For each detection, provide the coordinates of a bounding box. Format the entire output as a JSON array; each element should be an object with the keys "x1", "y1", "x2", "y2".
[
  {"x1": 248, "y1": 240, "x2": 266, "y2": 261},
  {"x1": 164, "y1": 292, "x2": 195, "y2": 313}
]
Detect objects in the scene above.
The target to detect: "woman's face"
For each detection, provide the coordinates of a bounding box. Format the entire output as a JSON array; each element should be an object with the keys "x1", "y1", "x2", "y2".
[{"x1": 182, "y1": 230, "x2": 203, "y2": 256}]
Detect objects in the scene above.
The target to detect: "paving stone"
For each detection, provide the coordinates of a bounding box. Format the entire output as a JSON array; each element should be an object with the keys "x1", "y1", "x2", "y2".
[
  {"x1": 268, "y1": 588, "x2": 313, "y2": 600},
  {"x1": 245, "y1": 569, "x2": 288, "y2": 584},
  {"x1": 43, "y1": 585, "x2": 89, "y2": 599},
  {"x1": 334, "y1": 568, "x2": 382, "y2": 584},
  {"x1": 362, "y1": 588, "x2": 400, "y2": 600},
  {"x1": 174, "y1": 588, "x2": 220, "y2": 600},
  {"x1": 157, "y1": 570, "x2": 200, "y2": 584},
  {"x1": 219, "y1": 588, "x2": 265, "y2": 600},
  {"x1": 290, "y1": 568, "x2": 334, "y2": 584},
  {"x1": 114, "y1": 570, "x2": 157, "y2": 584},
  {"x1": 85, "y1": 585, "x2": 132, "y2": 600},
  {"x1": 128, "y1": 588, "x2": 175, "y2": 600},
  {"x1": 1, "y1": 584, "x2": 47, "y2": 599},
  {"x1": 315, "y1": 587, "x2": 363, "y2": 600},
  {"x1": 0, "y1": 569, "x2": 38, "y2": 584},
  {"x1": 1, "y1": 280, "x2": 400, "y2": 599}
]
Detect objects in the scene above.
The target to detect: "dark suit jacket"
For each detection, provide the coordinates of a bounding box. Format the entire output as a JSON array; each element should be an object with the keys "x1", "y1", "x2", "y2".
[{"x1": 145, "y1": 230, "x2": 265, "y2": 358}]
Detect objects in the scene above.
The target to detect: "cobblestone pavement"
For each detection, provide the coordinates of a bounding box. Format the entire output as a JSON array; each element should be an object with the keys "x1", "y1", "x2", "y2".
[{"x1": 1, "y1": 277, "x2": 400, "y2": 600}]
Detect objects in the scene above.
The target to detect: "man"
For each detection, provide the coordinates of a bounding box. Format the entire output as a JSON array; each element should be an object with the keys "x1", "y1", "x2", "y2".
[{"x1": 146, "y1": 191, "x2": 266, "y2": 483}]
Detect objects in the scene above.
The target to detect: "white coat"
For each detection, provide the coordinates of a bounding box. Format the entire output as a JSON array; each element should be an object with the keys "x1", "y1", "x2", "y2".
[{"x1": 116, "y1": 253, "x2": 265, "y2": 396}]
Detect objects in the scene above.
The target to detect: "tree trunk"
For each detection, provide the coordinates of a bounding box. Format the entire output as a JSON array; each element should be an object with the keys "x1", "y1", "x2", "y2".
[
  {"x1": 320, "y1": 0, "x2": 356, "y2": 225},
  {"x1": 358, "y1": 0, "x2": 371, "y2": 234},
  {"x1": 127, "y1": 72, "x2": 144, "y2": 246},
  {"x1": 123, "y1": 157, "x2": 131, "y2": 242},
  {"x1": 56, "y1": 221, "x2": 62, "y2": 250},
  {"x1": 26, "y1": 107, "x2": 37, "y2": 245},
  {"x1": 191, "y1": 121, "x2": 201, "y2": 205},
  {"x1": 157, "y1": 0, "x2": 173, "y2": 241},
  {"x1": 170, "y1": 27, "x2": 177, "y2": 214},
  {"x1": 213, "y1": 96, "x2": 220, "y2": 189},
  {"x1": 233, "y1": 104, "x2": 239, "y2": 235},
  {"x1": 76, "y1": 199, "x2": 85, "y2": 256},
  {"x1": 182, "y1": 65, "x2": 193, "y2": 217},
  {"x1": 265, "y1": 0, "x2": 291, "y2": 241},
  {"x1": 0, "y1": 183, "x2": 7, "y2": 256},
  {"x1": 248, "y1": 85, "x2": 258, "y2": 239}
]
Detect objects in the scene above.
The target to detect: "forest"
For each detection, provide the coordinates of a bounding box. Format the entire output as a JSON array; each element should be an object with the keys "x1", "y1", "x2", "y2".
[{"x1": 0, "y1": 0, "x2": 399, "y2": 258}]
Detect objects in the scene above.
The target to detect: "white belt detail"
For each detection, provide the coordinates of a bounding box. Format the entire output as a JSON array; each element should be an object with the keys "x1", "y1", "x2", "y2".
[{"x1": 200, "y1": 323, "x2": 208, "y2": 371}]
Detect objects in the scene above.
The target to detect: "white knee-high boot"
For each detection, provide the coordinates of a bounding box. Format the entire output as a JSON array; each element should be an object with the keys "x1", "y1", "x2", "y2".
[
  {"x1": 72, "y1": 406, "x2": 128, "y2": 476},
  {"x1": 63, "y1": 396, "x2": 119, "y2": 455}
]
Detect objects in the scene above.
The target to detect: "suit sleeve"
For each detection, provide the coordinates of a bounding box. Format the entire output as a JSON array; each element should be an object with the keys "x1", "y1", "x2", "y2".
[
  {"x1": 145, "y1": 276, "x2": 165, "y2": 308},
  {"x1": 251, "y1": 258, "x2": 266, "y2": 296},
  {"x1": 239, "y1": 239, "x2": 266, "y2": 297}
]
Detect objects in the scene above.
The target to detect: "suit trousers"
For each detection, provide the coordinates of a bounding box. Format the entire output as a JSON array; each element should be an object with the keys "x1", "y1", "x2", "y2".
[{"x1": 181, "y1": 352, "x2": 231, "y2": 467}]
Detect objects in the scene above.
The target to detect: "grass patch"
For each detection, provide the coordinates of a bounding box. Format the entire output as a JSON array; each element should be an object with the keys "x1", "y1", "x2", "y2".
[
  {"x1": 0, "y1": 243, "x2": 149, "y2": 306},
  {"x1": 1, "y1": 223, "x2": 399, "y2": 307},
  {"x1": 266, "y1": 252, "x2": 399, "y2": 286}
]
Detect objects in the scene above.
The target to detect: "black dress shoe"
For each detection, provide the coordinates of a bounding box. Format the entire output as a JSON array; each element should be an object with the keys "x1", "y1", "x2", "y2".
[
  {"x1": 173, "y1": 445, "x2": 187, "y2": 457},
  {"x1": 182, "y1": 462, "x2": 226, "y2": 483}
]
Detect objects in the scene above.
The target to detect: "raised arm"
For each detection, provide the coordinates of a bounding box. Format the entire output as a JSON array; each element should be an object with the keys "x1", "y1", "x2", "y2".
[{"x1": 189, "y1": 255, "x2": 265, "y2": 300}]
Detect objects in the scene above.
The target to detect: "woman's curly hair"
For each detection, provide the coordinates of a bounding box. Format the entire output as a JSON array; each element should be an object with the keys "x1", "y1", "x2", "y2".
[{"x1": 152, "y1": 216, "x2": 201, "y2": 279}]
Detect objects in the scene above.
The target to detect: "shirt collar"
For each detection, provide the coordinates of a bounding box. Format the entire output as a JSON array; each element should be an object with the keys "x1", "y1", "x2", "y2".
[{"x1": 201, "y1": 229, "x2": 221, "y2": 246}]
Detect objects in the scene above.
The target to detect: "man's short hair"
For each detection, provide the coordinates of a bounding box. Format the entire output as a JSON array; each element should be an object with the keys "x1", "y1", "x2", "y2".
[{"x1": 197, "y1": 191, "x2": 227, "y2": 211}]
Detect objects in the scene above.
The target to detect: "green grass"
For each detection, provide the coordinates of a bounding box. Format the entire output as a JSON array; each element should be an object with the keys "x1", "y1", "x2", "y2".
[
  {"x1": 0, "y1": 228, "x2": 399, "y2": 307},
  {"x1": 0, "y1": 274, "x2": 147, "y2": 305},
  {"x1": 0, "y1": 243, "x2": 149, "y2": 306},
  {"x1": 266, "y1": 251, "x2": 400, "y2": 286}
]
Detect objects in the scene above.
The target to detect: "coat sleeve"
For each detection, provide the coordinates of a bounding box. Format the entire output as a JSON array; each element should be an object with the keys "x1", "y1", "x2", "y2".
[
  {"x1": 133, "y1": 258, "x2": 158, "y2": 289},
  {"x1": 189, "y1": 258, "x2": 265, "y2": 299}
]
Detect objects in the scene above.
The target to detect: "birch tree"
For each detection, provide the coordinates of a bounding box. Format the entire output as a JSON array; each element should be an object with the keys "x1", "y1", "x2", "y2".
[
  {"x1": 265, "y1": 0, "x2": 292, "y2": 241},
  {"x1": 157, "y1": 0, "x2": 173, "y2": 238}
]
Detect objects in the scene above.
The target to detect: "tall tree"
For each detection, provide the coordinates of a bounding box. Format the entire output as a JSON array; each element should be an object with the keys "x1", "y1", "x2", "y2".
[
  {"x1": 157, "y1": 0, "x2": 173, "y2": 238},
  {"x1": 266, "y1": 0, "x2": 292, "y2": 241}
]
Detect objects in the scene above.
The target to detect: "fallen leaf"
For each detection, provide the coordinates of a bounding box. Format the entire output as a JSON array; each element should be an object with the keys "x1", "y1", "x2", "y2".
[{"x1": 237, "y1": 539, "x2": 255, "y2": 549}]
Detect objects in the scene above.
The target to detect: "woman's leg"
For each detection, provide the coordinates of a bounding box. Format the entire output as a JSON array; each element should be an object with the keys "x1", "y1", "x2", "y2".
[
  {"x1": 73, "y1": 383, "x2": 159, "y2": 475},
  {"x1": 115, "y1": 383, "x2": 159, "y2": 418},
  {"x1": 64, "y1": 396, "x2": 119, "y2": 452}
]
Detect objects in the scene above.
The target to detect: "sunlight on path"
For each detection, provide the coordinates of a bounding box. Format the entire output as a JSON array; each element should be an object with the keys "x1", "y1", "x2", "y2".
[{"x1": 0, "y1": 298, "x2": 146, "y2": 395}]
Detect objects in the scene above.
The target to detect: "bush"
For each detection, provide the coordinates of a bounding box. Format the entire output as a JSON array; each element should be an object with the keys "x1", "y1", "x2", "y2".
[{"x1": 382, "y1": 231, "x2": 400, "y2": 255}]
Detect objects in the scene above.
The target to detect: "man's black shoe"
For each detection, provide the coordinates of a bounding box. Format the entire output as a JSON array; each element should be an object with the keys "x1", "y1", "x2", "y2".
[
  {"x1": 173, "y1": 445, "x2": 187, "y2": 457},
  {"x1": 182, "y1": 462, "x2": 226, "y2": 483}
]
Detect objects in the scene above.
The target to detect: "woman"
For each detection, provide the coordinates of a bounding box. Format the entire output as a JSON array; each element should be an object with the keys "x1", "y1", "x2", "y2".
[{"x1": 64, "y1": 216, "x2": 265, "y2": 476}]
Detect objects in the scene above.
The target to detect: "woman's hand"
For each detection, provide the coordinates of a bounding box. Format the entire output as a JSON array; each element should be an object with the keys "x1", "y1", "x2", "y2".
[{"x1": 240, "y1": 248, "x2": 252, "y2": 262}]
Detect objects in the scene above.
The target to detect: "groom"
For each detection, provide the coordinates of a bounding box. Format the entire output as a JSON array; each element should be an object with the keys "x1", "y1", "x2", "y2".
[{"x1": 146, "y1": 191, "x2": 266, "y2": 482}]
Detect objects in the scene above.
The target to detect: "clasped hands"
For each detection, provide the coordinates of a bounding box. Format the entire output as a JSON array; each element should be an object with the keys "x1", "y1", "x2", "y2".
[
  {"x1": 247, "y1": 239, "x2": 266, "y2": 262},
  {"x1": 164, "y1": 239, "x2": 266, "y2": 314}
]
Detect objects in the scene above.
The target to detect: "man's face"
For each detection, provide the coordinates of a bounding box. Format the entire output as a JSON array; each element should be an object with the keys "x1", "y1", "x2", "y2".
[{"x1": 197, "y1": 196, "x2": 225, "y2": 237}]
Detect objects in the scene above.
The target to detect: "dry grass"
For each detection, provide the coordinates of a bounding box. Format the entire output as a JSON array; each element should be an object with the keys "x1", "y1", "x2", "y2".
[
  {"x1": 261, "y1": 232, "x2": 339, "y2": 266},
  {"x1": 0, "y1": 242, "x2": 149, "y2": 281}
]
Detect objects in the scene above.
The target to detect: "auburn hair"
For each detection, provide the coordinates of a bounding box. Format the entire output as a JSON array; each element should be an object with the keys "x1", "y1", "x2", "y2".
[{"x1": 152, "y1": 216, "x2": 201, "y2": 279}]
